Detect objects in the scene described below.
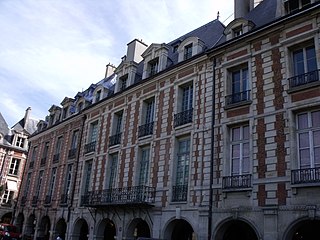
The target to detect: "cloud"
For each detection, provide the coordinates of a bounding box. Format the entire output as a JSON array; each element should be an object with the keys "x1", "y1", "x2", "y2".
[{"x1": 0, "y1": 0, "x2": 234, "y2": 127}]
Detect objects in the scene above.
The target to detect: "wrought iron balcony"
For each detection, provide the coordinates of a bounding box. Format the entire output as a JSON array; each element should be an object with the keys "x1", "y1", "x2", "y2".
[
  {"x1": 81, "y1": 185, "x2": 155, "y2": 207},
  {"x1": 289, "y1": 69, "x2": 319, "y2": 89},
  {"x1": 109, "y1": 133, "x2": 122, "y2": 146},
  {"x1": 172, "y1": 184, "x2": 188, "y2": 202},
  {"x1": 225, "y1": 90, "x2": 251, "y2": 106},
  {"x1": 60, "y1": 194, "x2": 69, "y2": 206},
  {"x1": 53, "y1": 153, "x2": 60, "y2": 163},
  {"x1": 31, "y1": 196, "x2": 38, "y2": 207},
  {"x1": 138, "y1": 122, "x2": 154, "y2": 138},
  {"x1": 174, "y1": 108, "x2": 193, "y2": 127},
  {"x1": 40, "y1": 157, "x2": 47, "y2": 167},
  {"x1": 68, "y1": 148, "x2": 77, "y2": 159},
  {"x1": 291, "y1": 167, "x2": 320, "y2": 185},
  {"x1": 222, "y1": 174, "x2": 252, "y2": 189},
  {"x1": 84, "y1": 141, "x2": 96, "y2": 154}
]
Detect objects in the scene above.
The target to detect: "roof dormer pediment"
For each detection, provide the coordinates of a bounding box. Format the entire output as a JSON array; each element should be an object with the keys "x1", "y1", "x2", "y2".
[
  {"x1": 60, "y1": 97, "x2": 74, "y2": 107},
  {"x1": 141, "y1": 43, "x2": 168, "y2": 58},
  {"x1": 224, "y1": 18, "x2": 255, "y2": 40}
]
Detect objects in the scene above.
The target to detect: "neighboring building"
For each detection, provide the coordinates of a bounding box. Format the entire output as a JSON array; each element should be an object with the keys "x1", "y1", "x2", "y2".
[
  {"x1": 14, "y1": 0, "x2": 320, "y2": 240},
  {"x1": 0, "y1": 108, "x2": 38, "y2": 223}
]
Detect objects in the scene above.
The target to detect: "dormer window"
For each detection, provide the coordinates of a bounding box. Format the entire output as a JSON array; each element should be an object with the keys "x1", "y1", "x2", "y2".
[
  {"x1": 233, "y1": 25, "x2": 243, "y2": 38},
  {"x1": 15, "y1": 136, "x2": 26, "y2": 148},
  {"x1": 184, "y1": 44, "x2": 193, "y2": 60},
  {"x1": 148, "y1": 58, "x2": 159, "y2": 77},
  {"x1": 284, "y1": 0, "x2": 311, "y2": 14},
  {"x1": 119, "y1": 75, "x2": 128, "y2": 91},
  {"x1": 62, "y1": 107, "x2": 69, "y2": 119},
  {"x1": 95, "y1": 90, "x2": 101, "y2": 103}
]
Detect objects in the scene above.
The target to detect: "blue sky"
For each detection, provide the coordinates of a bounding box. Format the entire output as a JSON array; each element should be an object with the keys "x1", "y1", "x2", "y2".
[{"x1": 0, "y1": 0, "x2": 234, "y2": 127}]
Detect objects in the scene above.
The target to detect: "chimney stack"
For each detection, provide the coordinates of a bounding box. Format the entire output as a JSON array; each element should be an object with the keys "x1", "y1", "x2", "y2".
[
  {"x1": 24, "y1": 107, "x2": 31, "y2": 129},
  {"x1": 126, "y1": 39, "x2": 148, "y2": 63},
  {"x1": 234, "y1": 0, "x2": 254, "y2": 19},
  {"x1": 105, "y1": 63, "x2": 116, "y2": 78}
]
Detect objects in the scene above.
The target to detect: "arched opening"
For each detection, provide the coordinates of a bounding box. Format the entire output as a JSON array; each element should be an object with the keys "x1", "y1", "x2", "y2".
[
  {"x1": 96, "y1": 219, "x2": 116, "y2": 239},
  {"x1": 1, "y1": 212, "x2": 12, "y2": 223},
  {"x1": 15, "y1": 212, "x2": 24, "y2": 233},
  {"x1": 285, "y1": 219, "x2": 320, "y2": 240},
  {"x1": 73, "y1": 218, "x2": 89, "y2": 240},
  {"x1": 164, "y1": 219, "x2": 195, "y2": 240},
  {"x1": 38, "y1": 216, "x2": 51, "y2": 240},
  {"x1": 24, "y1": 214, "x2": 36, "y2": 239},
  {"x1": 55, "y1": 218, "x2": 67, "y2": 240},
  {"x1": 127, "y1": 218, "x2": 151, "y2": 239},
  {"x1": 215, "y1": 219, "x2": 258, "y2": 240}
]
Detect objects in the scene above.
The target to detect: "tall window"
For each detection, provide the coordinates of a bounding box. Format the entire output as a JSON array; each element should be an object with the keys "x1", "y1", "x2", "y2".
[
  {"x1": 54, "y1": 137, "x2": 63, "y2": 161},
  {"x1": 89, "y1": 122, "x2": 98, "y2": 143},
  {"x1": 285, "y1": 0, "x2": 311, "y2": 13},
  {"x1": 64, "y1": 164, "x2": 73, "y2": 195},
  {"x1": 184, "y1": 44, "x2": 193, "y2": 60},
  {"x1": 95, "y1": 90, "x2": 102, "y2": 103},
  {"x1": 175, "y1": 138, "x2": 190, "y2": 186},
  {"x1": 292, "y1": 44, "x2": 317, "y2": 76},
  {"x1": 174, "y1": 83, "x2": 193, "y2": 127},
  {"x1": 23, "y1": 172, "x2": 32, "y2": 198},
  {"x1": 110, "y1": 111, "x2": 123, "y2": 146},
  {"x1": 83, "y1": 161, "x2": 93, "y2": 193},
  {"x1": 42, "y1": 142, "x2": 50, "y2": 160},
  {"x1": 2, "y1": 190, "x2": 14, "y2": 204},
  {"x1": 35, "y1": 170, "x2": 44, "y2": 198},
  {"x1": 107, "y1": 154, "x2": 118, "y2": 189},
  {"x1": 47, "y1": 168, "x2": 57, "y2": 202},
  {"x1": 9, "y1": 158, "x2": 20, "y2": 176},
  {"x1": 138, "y1": 147, "x2": 150, "y2": 185},
  {"x1": 230, "y1": 125, "x2": 250, "y2": 175},
  {"x1": 139, "y1": 99, "x2": 155, "y2": 137},
  {"x1": 297, "y1": 110, "x2": 320, "y2": 169}
]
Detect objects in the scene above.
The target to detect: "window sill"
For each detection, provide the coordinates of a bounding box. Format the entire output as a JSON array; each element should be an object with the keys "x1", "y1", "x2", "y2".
[{"x1": 224, "y1": 100, "x2": 252, "y2": 110}]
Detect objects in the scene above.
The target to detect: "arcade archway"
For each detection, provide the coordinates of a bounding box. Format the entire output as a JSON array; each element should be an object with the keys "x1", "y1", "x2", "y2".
[
  {"x1": 285, "y1": 219, "x2": 320, "y2": 240},
  {"x1": 127, "y1": 218, "x2": 151, "y2": 239},
  {"x1": 215, "y1": 219, "x2": 258, "y2": 240},
  {"x1": 164, "y1": 219, "x2": 195, "y2": 240},
  {"x1": 55, "y1": 218, "x2": 67, "y2": 240},
  {"x1": 96, "y1": 219, "x2": 116, "y2": 239},
  {"x1": 73, "y1": 218, "x2": 89, "y2": 240}
]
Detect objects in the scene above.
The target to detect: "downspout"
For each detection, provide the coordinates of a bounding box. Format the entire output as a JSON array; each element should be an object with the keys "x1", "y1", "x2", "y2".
[
  {"x1": 208, "y1": 57, "x2": 216, "y2": 240},
  {"x1": 67, "y1": 114, "x2": 87, "y2": 222}
]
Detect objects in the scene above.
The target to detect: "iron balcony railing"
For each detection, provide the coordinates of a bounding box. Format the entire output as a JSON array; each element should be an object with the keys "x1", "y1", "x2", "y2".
[
  {"x1": 109, "y1": 133, "x2": 122, "y2": 146},
  {"x1": 84, "y1": 141, "x2": 96, "y2": 154},
  {"x1": 81, "y1": 185, "x2": 155, "y2": 207},
  {"x1": 68, "y1": 148, "x2": 77, "y2": 159},
  {"x1": 174, "y1": 108, "x2": 193, "y2": 127},
  {"x1": 53, "y1": 153, "x2": 60, "y2": 163},
  {"x1": 225, "y1": 90, "x2": 251, "y2": 106},
  {"x1": 289, "y1": 69, "x2": 319, "y2": 89},
  {"x1": 222, "y1": 174, "x2": 252, "y2": 189},
  {"x1": 138, "y1": 122, "x2": 154, "y2": 138},
  {"x1": 172, "y1": 184, "x2": 188, "y2": 202},
  {"x1": 291, "y1": 167, "x2": 320, "y2": 185}
]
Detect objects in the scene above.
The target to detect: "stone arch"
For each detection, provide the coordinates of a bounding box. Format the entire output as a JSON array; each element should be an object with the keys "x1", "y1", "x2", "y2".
[
  {"x1": 73, "y1": 218, "x2": 89, "y2": 240},
  {"x1": 38, "y1": 215, "x2": 51, "y2": 240},
  {"x1": 15, "y1": 212, "x2": 24, "y2": 233},
  {"x1": 126, "y1": 218, "x2": 151, "y2": 239},
  {"x1": 96, "y1": 218, "x2": 117, "y2": 240},
  {"x1": 283, "y1": 217, "x2": 320, "y2": 240},
  {"x1": 0, "y1": 211, "x2": 12, "y2": 223},
  {"x1": 213, "y1": 217, "x2": 259, "y2": 240},
  {"x1": 163, "y1": 218, "x2": 196, "y2": 240},
  {"x1": 24, "y1": 214, "x2": 36, "y2": 239},
  {"x1": 55, "y1": 218, "x2": 67, "y2": 240}
]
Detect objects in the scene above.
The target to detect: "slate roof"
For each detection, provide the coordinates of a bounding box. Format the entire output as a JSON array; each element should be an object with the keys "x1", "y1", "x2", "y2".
[
  {"x1": 0, "y1": 112, "x2": 10, "y2": 138},
  {"x1": 245, "y1": 0, "x2": 278, "y2": 28}
]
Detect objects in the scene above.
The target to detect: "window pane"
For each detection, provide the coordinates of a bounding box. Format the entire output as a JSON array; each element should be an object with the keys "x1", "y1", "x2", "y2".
[
  {"x1": 300, "y1": 149, "x2": 310, "y2": 168},
  {"x1": 243, "y1": 143, "x2": 249, "y2": 157},
  {"x1": 232, "y1": 71, "x2": 241, "y2": 93},
  {"x1": 313, "y1": 131, "x2": 320, "y2": 146},
  {"x1": 306, "y1": 46, "x2": 317, "y2": 72},
  {"x1": 311, "y1": 111, "x2": 320, "y2": 127},
  {"x1": 314, "y1": 147, "x2": 320, "y2": 167},
  {"x1": 232, "y1": 158, "x2": 240, "y2": 175},
  {"x1": 299, "y1": 133, "x2": 310, "y2": 148},
  {"x1": 242, "y1": 156, "x2": 250, "y2": 173},
  {"x1": 298, "y1": 113, "x2": 308, "y2": 129},
  {"x1": 243, "y1": 125, "x2": 249, "y2": 140},
  {"x1": 232, "y1": 145, "x2": 240, "y2": 158},
  {"x1": 232, "y1": 127, "x2": 240, "y2": 141},
  {"x1": 293, "y1": 49, "x2": 305, "y2": 75}
]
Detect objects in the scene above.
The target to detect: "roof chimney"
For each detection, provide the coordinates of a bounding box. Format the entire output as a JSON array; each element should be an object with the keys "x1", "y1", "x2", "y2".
[
  {"x1": 105, "y1": 63, "x2": 116, "y2": 78},
  {"x1": 234, "y1": 0, "x2": 254, "y2": 19},
  {"x1": 126, "y1": 39, "x2": 148, "y2": 63},
  {"x1": 24, "y1": 107, "x2": 31, "y2": 129}
]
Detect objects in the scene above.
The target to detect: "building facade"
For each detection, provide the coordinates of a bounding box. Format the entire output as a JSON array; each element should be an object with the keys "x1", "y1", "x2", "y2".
[
  {"x1": 14, "y1": 0, "x2": 320, "y2": 239},
  {"x1": 0, "y1": 108, "x2": 38, "y2": 223}
]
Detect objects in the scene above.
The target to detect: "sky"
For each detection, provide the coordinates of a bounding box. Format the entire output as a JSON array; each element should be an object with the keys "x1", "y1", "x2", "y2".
[{"x1": 0, "y1": 0, "x2": 234, "y2": 128}]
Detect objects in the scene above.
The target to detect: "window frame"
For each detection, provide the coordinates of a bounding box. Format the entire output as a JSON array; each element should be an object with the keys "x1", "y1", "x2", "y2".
[{"x1": 8, "y1": 158, "x2": 20, "y2": 176}]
